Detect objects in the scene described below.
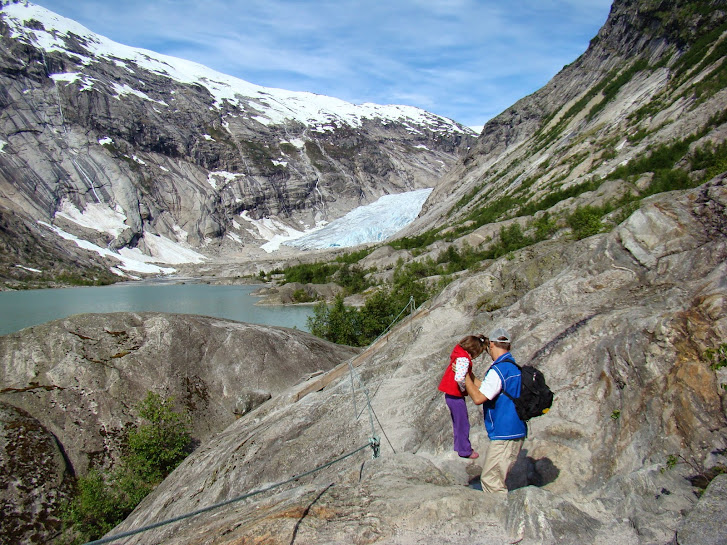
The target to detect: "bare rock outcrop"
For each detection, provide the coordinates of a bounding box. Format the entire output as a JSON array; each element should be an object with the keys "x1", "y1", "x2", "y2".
[
  {"x1": 0, "y1": 402, "x2": 73, "y2": 545},
  {"x1": 0, "y1": 311, "x2": 358, "y2": 480},
  {"x1": 101, "y1": 180, "x2": 726, "y2": 545},
  {"x1": 676, "y1": 473, "x2": 727, "y2": 545}
]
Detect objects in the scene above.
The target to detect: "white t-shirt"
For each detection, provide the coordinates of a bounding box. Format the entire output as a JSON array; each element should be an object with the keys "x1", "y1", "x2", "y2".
[{"x1": 479, "y1": 367, "x2": 503, "y2": 400}]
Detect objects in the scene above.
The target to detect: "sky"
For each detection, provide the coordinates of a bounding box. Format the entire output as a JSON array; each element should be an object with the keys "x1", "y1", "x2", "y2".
[{"x1": 31, "y1": 0, "x2": 613, "y2": 130}]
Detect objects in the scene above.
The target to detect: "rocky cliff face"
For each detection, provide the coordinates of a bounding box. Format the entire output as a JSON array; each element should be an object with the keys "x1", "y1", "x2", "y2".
[
  {"x1": 0, "y1": 2, "x2": 475, "y2": 285},
  {"x1": 0, "y1": 312, "x2": 359, "y2": 544}
]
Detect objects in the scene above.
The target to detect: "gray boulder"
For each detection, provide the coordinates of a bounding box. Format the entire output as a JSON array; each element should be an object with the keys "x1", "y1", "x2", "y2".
[
  {"x1": 676, "y1": 473, "x2": 727, "y2": 545},
  {"x1": 0, "y1": 312, "x2": 359, "y2": 477}
]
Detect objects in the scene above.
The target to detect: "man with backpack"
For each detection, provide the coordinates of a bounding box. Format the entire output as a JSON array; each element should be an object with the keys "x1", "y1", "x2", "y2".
[{"x1": 464, "y1": 327, "x2": 526, "y2": 494}]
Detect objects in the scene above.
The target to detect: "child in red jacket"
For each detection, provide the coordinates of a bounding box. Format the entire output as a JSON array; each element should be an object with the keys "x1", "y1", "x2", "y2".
[{"x1": 438, "y1": 335, "x2": 487, "y2": 459}]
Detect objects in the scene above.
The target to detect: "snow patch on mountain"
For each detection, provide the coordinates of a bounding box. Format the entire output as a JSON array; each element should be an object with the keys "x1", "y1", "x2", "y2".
[
  {"x1": 55, "y1": 199, "x2": 128, "y2": 238},
  {"x1": 38, "y1": 221, "x2": 176, "y2": 275},
  {"x1": 51, "y1": 199, "x2": 207, "y2": 267},
  {"x1": 121, "y1": 233, "x2": 207, "y2": 265},
  {"x1": 1, "y1": 3, "x2": 474, "y2": 135}
]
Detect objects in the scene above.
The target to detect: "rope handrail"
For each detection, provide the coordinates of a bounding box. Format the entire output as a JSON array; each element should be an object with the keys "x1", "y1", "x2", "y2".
[
  {"x1": 368, "y1": 296, "x2": 416, "y2": 346},
  {"x1": 83, "y1": 442, "x2": 373, "y2": 545},
  {"x1": 83, "y1": 282, "x2": 419, "y2": 545},
  {"x1": 345, "y1": 296, "x2": 416, "y2": 453}
]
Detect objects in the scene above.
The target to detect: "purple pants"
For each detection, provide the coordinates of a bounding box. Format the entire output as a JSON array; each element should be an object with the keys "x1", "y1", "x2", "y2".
[{"x1": 445, "y1": 394, "x2": 472, "y2": 457}]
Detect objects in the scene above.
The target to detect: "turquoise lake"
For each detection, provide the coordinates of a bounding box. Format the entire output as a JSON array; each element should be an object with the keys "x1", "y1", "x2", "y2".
[{"x1": 0, "y1": 282, "x2": 314, "y2": 336}]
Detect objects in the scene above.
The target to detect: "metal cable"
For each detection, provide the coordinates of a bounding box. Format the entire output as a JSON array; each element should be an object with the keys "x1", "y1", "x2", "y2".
[{"x1": 83, "y1": 442, "x2": 372, "y2": 545}]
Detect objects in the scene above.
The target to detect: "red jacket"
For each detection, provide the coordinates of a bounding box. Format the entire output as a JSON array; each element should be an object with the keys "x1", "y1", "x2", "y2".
[{"x1": 438, "y1": 344, "x2": 471, "y2": 397}]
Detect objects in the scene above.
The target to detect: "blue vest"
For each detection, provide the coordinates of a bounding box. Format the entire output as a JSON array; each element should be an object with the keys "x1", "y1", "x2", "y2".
[{"x1": 483, "y1": 353, "x2": 527, "y2": 440}]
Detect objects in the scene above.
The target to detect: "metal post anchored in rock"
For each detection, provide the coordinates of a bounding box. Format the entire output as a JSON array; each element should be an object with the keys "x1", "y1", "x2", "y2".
[{"x1": 369, "y1": 435, "x2": 381, "y2": 459}]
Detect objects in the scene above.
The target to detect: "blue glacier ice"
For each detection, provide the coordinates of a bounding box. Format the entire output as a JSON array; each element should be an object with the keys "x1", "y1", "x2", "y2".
[{"x1": 284, "y1": 188, "x2": 433, "y2": 250}]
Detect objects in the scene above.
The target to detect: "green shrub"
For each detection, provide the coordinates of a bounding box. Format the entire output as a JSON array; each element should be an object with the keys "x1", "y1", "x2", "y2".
[
  {"x1": 291, "y1": 289, "x2": 316, "y2": 303},
  {"x1": 690, "y1": 140, "x2": 727, "y2": 181},
  {"x1": 308, "y1": 295, "x2": 360, "y2": 346},
  {"x1": 647, "y1": 168, "x2": 692, "y2": 194},
  {"x1": 437, "y1": 244, "x2": 480, "y2": 274},
  {"x1": 705, "y1": 343, "x2": 727, "y2": 371},
  {"x1": 282, "y1": 262, "x2": 339, "y2": 284},
  {"x1": 609, "y1": 141, "x2": 691, "y2": 182},
  {"x1": 531, "y1": 213, "x2": 558, "y2": 242},
  {"x1": 567, "y1": 206, "x2": 604, "y2": 240},
  {"x1": 308, "y1": 263, "x2": 430, "y2": 347},
  {"x1": 125, "y1": 392, "x2": 192, "y2": 483},
  {"x1": 61, "y1": 393, "x2": 192, "y2": 543},
  {"x1": 496, "y1": 223, "x2": 531, "y2": 256},
  {"x1": 390, "y1": 229, "x2": 442, "y2": 250},
  {"x1": 335, "y1": 263, "x2": 371, "y2": 295},
  {"x1": 63, "y1": 470, "x2": 123, "y2": 542},
  {"x1": 519, "y1": 179, "x2": 598, "y2": 217},
  {"x1": 334, "y1": 248, "x2": 374, "y2": 264}
]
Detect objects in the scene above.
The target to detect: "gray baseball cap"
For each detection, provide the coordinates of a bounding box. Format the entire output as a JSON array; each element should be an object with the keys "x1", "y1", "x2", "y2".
[{"x1": 488, "y1": 327, "x2": 511, "y2": 343}]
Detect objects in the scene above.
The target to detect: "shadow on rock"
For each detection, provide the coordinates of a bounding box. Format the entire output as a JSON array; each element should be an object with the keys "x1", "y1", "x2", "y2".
[
  {"x1": 467, "y1": 448, "x2": 560, "y2": 491},
  {"x1": 507, "y1": 448, "x2": 560, "y2": 490}
]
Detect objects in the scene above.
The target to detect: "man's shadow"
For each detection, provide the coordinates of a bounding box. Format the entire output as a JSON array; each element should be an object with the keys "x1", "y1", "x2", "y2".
[{"x1": 469, "y1": 449, "x2": 559, "y2": 490}]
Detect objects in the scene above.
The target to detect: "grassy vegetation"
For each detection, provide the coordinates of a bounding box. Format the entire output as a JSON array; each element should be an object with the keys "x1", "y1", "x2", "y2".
[
  {"x1": 705, "y1": 343, "x2": 727, "y2": 371},
  {"x1": 240, "y1": 140, "x2": 286, "y2": 175},
  {"x1": 279, "y1": 142, "x2": 300, "y2": 155},
  {"x1": 305, "y1": 141, "x2": 335, "y2": 172}
]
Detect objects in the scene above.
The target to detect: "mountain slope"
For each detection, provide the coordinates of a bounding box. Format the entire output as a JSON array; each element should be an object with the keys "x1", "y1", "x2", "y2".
[
  {"x1": 0, "y1": 2, "x2": 475, "y2": 287},
  {"x1": 403, "y1": 0, "x2": 727, "y2": 245}
]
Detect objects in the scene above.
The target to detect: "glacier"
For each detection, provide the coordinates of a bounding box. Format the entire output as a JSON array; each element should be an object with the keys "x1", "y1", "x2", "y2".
[{"x1": 267, "y1": 188, "x2": 433, "y2": 251}]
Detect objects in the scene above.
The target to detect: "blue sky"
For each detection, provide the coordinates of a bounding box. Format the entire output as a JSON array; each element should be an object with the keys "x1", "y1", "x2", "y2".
[{"x1": 34, "y1": 0, "x2": 613, "y2": 130}]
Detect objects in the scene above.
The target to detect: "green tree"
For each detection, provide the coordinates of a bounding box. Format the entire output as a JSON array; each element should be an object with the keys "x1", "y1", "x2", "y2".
[
  {"x1": 125, "y1": 392, "x2": 192, "y2": 483},
  {"x1": 567, "y1": 206, "x2": 604, "y2": 240},
  {"x1": 62, "y1": 393, "x2": 192, "y2": 544},
  {"x1": 308, "y1": 295, "x2": 360, "y2": 346}
]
